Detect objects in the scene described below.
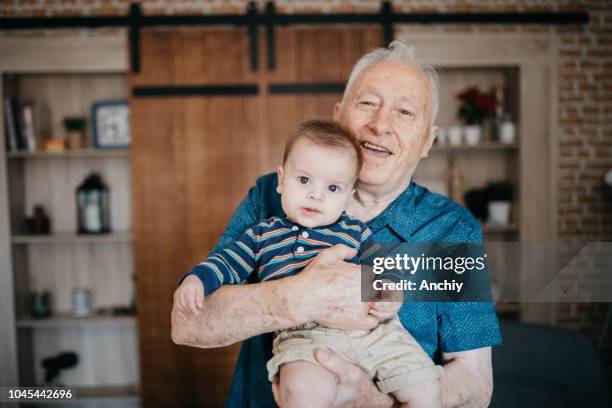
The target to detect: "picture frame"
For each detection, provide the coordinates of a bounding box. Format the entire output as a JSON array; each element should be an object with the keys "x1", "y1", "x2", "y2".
[{"x1": 92, "y1": 100, "x2": 130, "y2": 149}]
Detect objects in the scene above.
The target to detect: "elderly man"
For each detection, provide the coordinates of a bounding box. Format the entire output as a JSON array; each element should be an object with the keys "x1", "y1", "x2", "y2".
[{"x1": 172, "y1": 41, "x2": 501, "y2": 407}]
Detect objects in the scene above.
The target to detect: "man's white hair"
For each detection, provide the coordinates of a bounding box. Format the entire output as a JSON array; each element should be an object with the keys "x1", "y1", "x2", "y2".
[{"x1": 342, "y1": 40, "x2": 439, "y2": 127}]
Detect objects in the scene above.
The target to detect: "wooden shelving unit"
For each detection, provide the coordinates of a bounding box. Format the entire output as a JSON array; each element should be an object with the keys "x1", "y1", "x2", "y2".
[
  {"x1": 6, "y1": 148, "x2": 130, "y2": 159},
  {"x1": 431, "y1": 142, "x2": 518, "y2": 152},
  {"x1": 16, "y1": 314, "x2": 137, "y2": 328},
  {"x1": 410, "y1": 66, "x2": 524, "y2": 318},
  {"x1": 11, "y1": 231, "x2": 133, "y2": 244},
  {"x1": 0, "y1": 35, "x2": 139, "y2": 401}
]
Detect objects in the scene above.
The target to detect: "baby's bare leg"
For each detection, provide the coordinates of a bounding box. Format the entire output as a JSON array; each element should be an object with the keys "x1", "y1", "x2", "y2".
[
  {"x1": 393, "y1": 379, "x2": 442, "y2": 408},
  {"x1": 278, "y1": 360, "x2": 338, "y2": 408}
]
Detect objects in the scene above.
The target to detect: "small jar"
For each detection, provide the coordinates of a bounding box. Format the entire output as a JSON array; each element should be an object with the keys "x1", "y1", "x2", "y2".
[
  {"x1": 31, "y1": 291, "x2": 52, "y2": 319},
  {"x1": 72, "y1": 288, "x2": 93, "y2": 317}
]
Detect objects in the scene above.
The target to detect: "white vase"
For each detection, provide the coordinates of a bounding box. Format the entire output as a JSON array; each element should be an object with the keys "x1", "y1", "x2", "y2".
[
  {"x1": 464, "y1": 125, "x2": 482, "y2": 146},
  {"x1": 499, "y1": 120, "x2": 516, "y2": 144},
  {"x1": 448, "y1": 126, "x2": 463, "y2": 146},
  {"x1": 488, "y1": 201, "x2": 511, "y2": 225}
]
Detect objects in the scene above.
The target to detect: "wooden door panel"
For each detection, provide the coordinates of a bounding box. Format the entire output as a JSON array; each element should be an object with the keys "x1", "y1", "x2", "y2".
[
  {"x1": 271, "y1": 27, "x2": 382, "y2": 83},
  {"x1": 133, "y1": 95, "x2": 256, "y2": 407},
  {"x1": 130, "y1": 30, "x2": 177, "y2": 87},
  {"x1": 131, "y1": 28, "x2": 257, "y2": 87},
  {"x1": 131, "y1": 29, "x2": 259, "y2": 408},
  {"x1": 172, "y1": 29, "x2": 257, "y2": 85},
  {"x1": 183, "y1": 96, "x2": 261, "y2": 253},
  {"x1": 131, "y1": 97, "x2": 188, "y2": 406}
]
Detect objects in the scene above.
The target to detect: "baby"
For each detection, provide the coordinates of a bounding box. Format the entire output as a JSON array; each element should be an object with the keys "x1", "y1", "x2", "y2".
[{"x1": 176, "y1": 119, "x2": 442, "y2": 407}]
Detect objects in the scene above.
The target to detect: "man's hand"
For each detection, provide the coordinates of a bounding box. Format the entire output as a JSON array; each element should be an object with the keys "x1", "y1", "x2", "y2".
[
  {"x1": 271, "y1": 349, "x2": 395, "y2": 408},
  {"x1": 441, "y1": 348, "x2": 493, "y2": 408},
  {"x1": 316, "y1": 348, "x2": 396, "y2": 408},
  {"x1": 174, "y1": 275, "x2": 205, "y2": 316},
  {"x1": 368, "y1": 287, "x2": 402, "y2": 321},
  {"x1": 297, "y1": 244, "x2": 379, "y2": 331},
  {"x1": 368, "y1": 301, "x2": 401, "y2": 322}
]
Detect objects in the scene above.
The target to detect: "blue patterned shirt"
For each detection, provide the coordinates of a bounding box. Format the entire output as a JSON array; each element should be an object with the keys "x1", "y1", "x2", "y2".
[{"x1": 213, "y1": 173, "x2": 502, "y2": 408}]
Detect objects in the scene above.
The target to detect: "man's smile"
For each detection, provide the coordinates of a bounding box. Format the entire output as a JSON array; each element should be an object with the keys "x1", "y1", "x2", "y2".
[{"x1": 360, "y1": 141, "x2": 393, "y2": 157}]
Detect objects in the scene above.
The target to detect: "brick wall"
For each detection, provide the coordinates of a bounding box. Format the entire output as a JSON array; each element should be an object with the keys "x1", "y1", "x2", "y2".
[{"x1": 2, "y1": 0, "x2": 611, "y2": 386}]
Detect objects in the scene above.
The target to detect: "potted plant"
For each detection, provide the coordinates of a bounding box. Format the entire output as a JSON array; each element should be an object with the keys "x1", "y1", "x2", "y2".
[
  {"x1": 63, "y1": 116, "x2": 86, "y2": 149},
  {"x1": 456, "y1": 86, "x2": 498, "y2": 145},
  {"x1": 485, "y1": 181, "x2": 513, "y2": 225},
  {"x1": 464, "y1": 187, "x2": 488, "y2": 222}
]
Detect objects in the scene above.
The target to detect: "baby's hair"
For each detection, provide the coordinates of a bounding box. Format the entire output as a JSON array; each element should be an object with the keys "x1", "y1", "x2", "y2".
[{"x1": 283, "y1": 119, "x2": 363, "y2": 176}]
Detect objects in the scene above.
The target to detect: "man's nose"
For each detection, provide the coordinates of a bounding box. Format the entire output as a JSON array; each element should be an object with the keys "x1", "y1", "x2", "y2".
[{"x1": 369, "y1": 107, "x2": 393, "y2": 136}]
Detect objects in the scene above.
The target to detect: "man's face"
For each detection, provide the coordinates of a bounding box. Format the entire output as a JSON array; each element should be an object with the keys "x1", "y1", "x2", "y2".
[
  {"x1": 333, "y1": 60, "x2": 437, "y2": 190},
  {"x1": 277, "y1": 138, "x2": 357, "y2": 228}
]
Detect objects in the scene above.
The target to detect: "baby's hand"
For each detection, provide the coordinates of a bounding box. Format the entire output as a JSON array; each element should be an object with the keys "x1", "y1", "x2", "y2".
[{"x1": 175, "y1": 275, "x2": 205, "y2": 316}]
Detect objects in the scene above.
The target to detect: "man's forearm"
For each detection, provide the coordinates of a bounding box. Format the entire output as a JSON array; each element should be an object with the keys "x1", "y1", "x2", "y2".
[
  {"x1": 440, "y1": 351, "x2": 493, "y2": 408},
  {"x1": 171, "y1": 276, "x2": 307, "y2": 348}
]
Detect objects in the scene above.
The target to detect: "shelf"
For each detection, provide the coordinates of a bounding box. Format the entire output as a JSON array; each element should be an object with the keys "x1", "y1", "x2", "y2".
[
  {"x1": 495, "y1": 302, "x2": 521, "y2": 316},
  {"x1": 6, "y1": 148, "x2": 130, "y2": 159},
  {"x1": 17, "y1": 314, "x2": 137, "y2": 328},
  {"x1": 73, "y1": 385, "x2": 139, "y2": 403},
  {"x1": 431, "y1": 142, "x2": 518, "y2": 152},
  {"x1": 11, "y1": 231, "x2": 133, "y2": 244},
  {"x1": 482, "y1": 223, "x2": 518, "y2": 233}
]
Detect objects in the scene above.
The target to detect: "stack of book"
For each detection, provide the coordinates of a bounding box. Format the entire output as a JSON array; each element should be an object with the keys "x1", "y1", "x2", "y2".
[{"x1": 3, "y1": 97, "x2": 51, "y2": 153}]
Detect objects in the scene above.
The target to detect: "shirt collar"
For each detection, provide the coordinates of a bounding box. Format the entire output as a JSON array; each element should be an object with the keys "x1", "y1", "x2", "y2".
[
  {"x1": 280, "y1": 212, "x2": 350, "y2": 230},
  {"x1": 367, "y1": 181, "x2": 418, "y2": 241}
]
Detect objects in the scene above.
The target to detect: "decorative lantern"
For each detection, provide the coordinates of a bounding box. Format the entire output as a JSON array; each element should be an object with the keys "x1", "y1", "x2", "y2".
[{"x1": 76, "y1": 173, "x2": 111, "y2": 234}]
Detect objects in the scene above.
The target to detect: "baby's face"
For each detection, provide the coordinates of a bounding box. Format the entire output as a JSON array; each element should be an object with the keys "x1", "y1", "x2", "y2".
[{"x1": 277, "y1": 138, "x2": 358, "y2": 228}]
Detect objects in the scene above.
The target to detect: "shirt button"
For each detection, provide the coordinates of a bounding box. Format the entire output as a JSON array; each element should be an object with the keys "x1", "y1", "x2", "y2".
[
  {"x1": 301, "y1": 231, "x2": 309, "y2": 238},
  {"x1": 291, "y1": 226, "x2": 298, "y2": 231},
  {"x1": 296, "y1": 246, "x2": 304, "y2": 253}
]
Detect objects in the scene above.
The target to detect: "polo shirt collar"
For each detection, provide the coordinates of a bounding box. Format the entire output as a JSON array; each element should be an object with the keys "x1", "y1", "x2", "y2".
[
  {"x1": 367, "y1": 181, "x2": 417, "y2": 241},
  {"x1": 280, "y1": 212, "x2": 350, "y2": 230}
]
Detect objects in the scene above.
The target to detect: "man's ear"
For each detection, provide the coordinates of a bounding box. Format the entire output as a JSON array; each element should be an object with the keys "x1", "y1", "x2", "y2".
[
  {"x1": 276, "y1": 166, "x2": 284, "y2": 194},
  {"x1": 421, "y1": 125, "x2": 438, "y2": 158},
  {"x1": 332, "y1": 102, "x2": 341, "y2": 121}
]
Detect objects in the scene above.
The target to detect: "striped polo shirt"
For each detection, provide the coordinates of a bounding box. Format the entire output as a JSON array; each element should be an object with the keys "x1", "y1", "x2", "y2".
[{"x1": 189, "y1": 213, "x2": 375, "y2": 296}]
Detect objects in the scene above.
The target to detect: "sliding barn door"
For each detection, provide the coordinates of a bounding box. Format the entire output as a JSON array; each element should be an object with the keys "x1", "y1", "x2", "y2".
[
  {"x1": 131, "y1": 26, "x2": 380, "y2": 407},
  {"x1": 130, "y1": 28, "x2": 260, "y2": 407}
]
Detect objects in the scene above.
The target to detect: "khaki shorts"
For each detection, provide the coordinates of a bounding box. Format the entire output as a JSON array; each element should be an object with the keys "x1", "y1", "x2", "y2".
[{"x1": 266, "y1": 317, "x2": 443, "y2": 394}]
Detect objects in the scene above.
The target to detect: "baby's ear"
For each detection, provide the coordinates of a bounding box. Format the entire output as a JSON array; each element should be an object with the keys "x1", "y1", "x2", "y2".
[{"x1": 276, "y1": 166, "x2": 284, "y2": 194}]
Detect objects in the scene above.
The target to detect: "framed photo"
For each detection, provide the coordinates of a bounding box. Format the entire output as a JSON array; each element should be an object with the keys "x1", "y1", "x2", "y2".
[{"x1": 92, "y1": 100, "x2": 130, "y2": 149}]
